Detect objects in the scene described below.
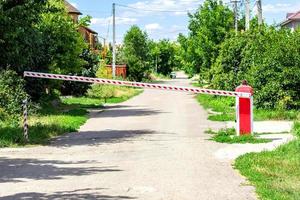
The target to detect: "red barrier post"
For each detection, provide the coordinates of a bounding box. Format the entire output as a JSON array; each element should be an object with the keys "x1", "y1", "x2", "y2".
[{"x1": 235, "y1": 81, "x2": 254, "y2": 136}]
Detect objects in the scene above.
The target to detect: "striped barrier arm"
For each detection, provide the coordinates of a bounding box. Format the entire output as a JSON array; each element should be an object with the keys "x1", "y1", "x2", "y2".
[{"x1": 24, "y1": 71, "x2": 251, "y2": 98}]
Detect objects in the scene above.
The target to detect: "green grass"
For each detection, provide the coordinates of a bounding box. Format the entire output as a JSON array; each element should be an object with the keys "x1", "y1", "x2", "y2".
[
  {"x1": 196, "y1": 94, "x2": 300, "y2": 121},
  {"x1": 206, "y1": 128, "x2": 271, "y2": 144},
  {"x1": 150, "y1": 72, "x2": 171, "y2": 80},
  {"x1": 0, "y1": 89, "x2": 143, "y2": 148},
  {"x1": 234, "y1": 122, "x2": 300, "y2": 200}
]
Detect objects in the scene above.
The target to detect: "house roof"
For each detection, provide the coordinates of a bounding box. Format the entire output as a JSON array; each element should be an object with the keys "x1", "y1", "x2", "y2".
[
  {"x1": 81, "y1": 26, "x2": 98, "y2": 35},
  {"x1": 64, "y1": 0, "x2": 82, "y2": 15},
  {"x1": 280, "y1": 10, "x2": 300, "y2": 26}
]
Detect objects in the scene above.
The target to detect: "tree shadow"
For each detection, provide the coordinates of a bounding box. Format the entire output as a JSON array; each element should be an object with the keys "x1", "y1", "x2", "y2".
[
  {"x1": 95, "y1": 108, "x2": 165, "y2": 118},
  {"x1": 0, "y1": 157, "x2": 122, "y2": 183},
  {"x1": 103, "y1": 105, "x2": 135, "y2": 109},
  {"x1": 52, "y1": 129, "x2": 166, "y2": 147},
  {"x1": 0, "y1": 188, "x2": 137, "y2": 200}
]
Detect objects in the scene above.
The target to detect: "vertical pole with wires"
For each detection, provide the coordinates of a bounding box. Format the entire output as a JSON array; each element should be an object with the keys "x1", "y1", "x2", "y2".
[
  {"x1": 245, "y1": 0, "x2": 250, "y2": 31},
  {"x1": 256, "y1": 0, "x2": 263, "y2": 25},
  {"x1": 231, "y1": 0, "x2": 239, "y2": 34},
  {"x1": 112, "y1": 3, "x2": 116, "y2": 78}
]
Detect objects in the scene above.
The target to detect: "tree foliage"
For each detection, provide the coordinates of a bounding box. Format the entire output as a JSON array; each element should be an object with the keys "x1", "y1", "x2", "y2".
[
  {"x1": 0, "y1": 70, "x2": 27, "y2": 124},
  {"x1": 155, "y1": 39, "x2": 178, "y2": 75},
  {"x1": 185, "y1": 0, "x2": 234, "y2": 77},
  {"x1": 0, "y1": 0, "x2": 89, "y2": 100},
  {"x1": 211, "y1": 27, "x2": 300, "y2": 109},
  {"x1": 123, "y1": 25, "x2": 150, "y2": 81}
]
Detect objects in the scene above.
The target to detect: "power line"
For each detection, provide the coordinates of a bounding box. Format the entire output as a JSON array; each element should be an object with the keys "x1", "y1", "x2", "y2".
[{"x1": 115, "y1": 3, "x2": 197, "y2": 13}]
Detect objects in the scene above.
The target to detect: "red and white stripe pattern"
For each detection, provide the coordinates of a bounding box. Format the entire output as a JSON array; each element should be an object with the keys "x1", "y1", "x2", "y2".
[
  {"x1": 22, "y1": 97, "x2": 29, "y2": 142},
  {"x1": 24, "y1": 71, "x2": 251, "y2": 98}
]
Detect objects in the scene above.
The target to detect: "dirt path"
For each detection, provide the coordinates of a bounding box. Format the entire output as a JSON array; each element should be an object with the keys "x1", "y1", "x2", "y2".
[{"x1": 0, "y1": 73, "x2": 256, "y2": 199}]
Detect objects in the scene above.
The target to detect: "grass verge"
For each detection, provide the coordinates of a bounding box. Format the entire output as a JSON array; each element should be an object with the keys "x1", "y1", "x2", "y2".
[
  {"x1": 0, "y1": 89, "x2": 142, "y2": 148},
  {"x1": 234, "y1": 122, "x2": 300, "y2": 200},
  {"x1": 196, "y1": 94, "x2": 299, "y2": 121},
  {"x1": 206, "y1": 128, "x2": 271, "y2": 144}
]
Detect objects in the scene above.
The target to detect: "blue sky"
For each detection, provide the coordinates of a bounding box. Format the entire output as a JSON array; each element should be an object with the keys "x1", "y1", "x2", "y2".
[{"x1": 68, "y1": 0, "x2": 300, "y2": 43}]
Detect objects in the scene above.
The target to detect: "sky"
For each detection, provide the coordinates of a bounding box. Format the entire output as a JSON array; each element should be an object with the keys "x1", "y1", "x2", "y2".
[{"x1": 68, "y1": 0, "x2": 300, "y2": 43}]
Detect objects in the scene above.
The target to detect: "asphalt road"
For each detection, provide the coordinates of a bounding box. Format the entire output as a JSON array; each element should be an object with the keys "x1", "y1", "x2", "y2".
[{"x1": 0, "y1": 73, "x2": 256, "y2": 200}]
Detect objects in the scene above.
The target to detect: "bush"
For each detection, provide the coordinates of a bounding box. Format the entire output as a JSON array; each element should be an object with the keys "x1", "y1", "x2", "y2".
[
  {"x1": 0, "y1": 70, "x2": 27, "y2": 123},
  {"x1": 87, "y1": 62, "x2": 116, "y2": 102},
  {"x1": 293, "y1": 122, "x2": 300, "y2": 138},
  {"x1": 87, "y1": 85, "x2": 115, "y2": 103},
  {"x1": 210, "y1": 27, "x2": 300, "y2": 109},
  {"x1": 61, "y1": 49, "x2": 100, "y2": 96}
]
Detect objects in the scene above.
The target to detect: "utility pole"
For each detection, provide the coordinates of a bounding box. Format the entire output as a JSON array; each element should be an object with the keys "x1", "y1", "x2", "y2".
[
  {"x1": 231, "y1": 0, "x2": 240, "y2": 34},
  {"x1": 155, "y1": 55, "x2": 158, "y2": 73},
  {"x1": 256, "y1": 0, "x2": 263, "y2": 25},
  {"x1": 245, "y1": 0, "x2": 250, "y2": 30},
  {"x1": 112, "y1": 3, "x2": 116, "y2": 78}
]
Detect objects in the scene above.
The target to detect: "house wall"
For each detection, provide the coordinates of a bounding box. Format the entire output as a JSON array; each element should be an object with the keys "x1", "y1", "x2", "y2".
[
  {"x1": 284, "y1": 20, "x2": 300, "y2": 31},
  {"x1": 78, "y1": 27, "x2": 97, "y2": 49},
  {"x1": 69, "y1": 13, "x2": 79, "y2": 23},
  {"x1": 106, "y1": 65, "x2": 127, "y2": 79}
]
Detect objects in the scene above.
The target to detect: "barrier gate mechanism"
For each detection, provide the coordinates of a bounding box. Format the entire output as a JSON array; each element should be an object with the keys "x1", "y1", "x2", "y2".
[{"x1": 24, "y1": 71, "x2": 253, "y2": 136}]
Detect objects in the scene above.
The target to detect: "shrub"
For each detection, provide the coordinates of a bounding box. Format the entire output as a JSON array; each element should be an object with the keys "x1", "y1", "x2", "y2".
[
  {"x1": 61, "y1": 49, "x2": 100, "y2": 96},
  {"x1": 87, "y1": 62, "x2": 116, "y2": 102},
  {"x1": 0, "y1": 70, "x2": 27, "y2": 123},
  {"x1": 210, "y1": 27, "x2": 300, "y2": 109}
]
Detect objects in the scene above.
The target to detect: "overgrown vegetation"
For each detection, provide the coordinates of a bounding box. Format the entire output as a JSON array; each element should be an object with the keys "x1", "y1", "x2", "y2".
[
  {"x1": 0, "y1": 97, "x2": 95, "y2": 147},
  {"x1": 87, "y1": 61, "x2": 143, "y2": 103},
  {"x1": 0, "y1": 88, "x2": 141, "y2": 147},
  {"x1": 210, "y1": 28, "x2": 300, "y2": 110},
  {"x1": 206, "y1": 128, "x2": 270, "y2": 144},
  {"x1": 179, "y1": 0, "x2": 300, "y2": 111},
  {"x1": 0, "y1": 70, "x2": 27, "y2": 124},
  {"x1": 235, "y1": 122, "x2": 300, "y2": 200}
]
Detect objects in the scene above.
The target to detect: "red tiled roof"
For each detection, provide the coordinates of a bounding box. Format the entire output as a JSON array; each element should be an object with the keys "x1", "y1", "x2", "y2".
[
  {"x1": 280, "y1": 10, "x2": 300, "y2": 26},
  {"x1": 64, "y1": 0, "x2": 82, "y2": 15},
  {"x1": 287, "y1": 11, "x2": 300, "y2": 20}
]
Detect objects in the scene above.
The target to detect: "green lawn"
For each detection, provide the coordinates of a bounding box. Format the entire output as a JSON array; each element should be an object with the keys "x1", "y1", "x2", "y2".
[
  {"x1": 206, "y1": 128, "x2": 271, "y2": 144},
  {"x1": 196, "y1": 94, "x2": 300, "y2": 121},
  {"x1": 235, "y1": 122, "x2": 300, "y2": 200},
  {"x1": 0, "y1": 89, "x2": 142, "y2": 147}
]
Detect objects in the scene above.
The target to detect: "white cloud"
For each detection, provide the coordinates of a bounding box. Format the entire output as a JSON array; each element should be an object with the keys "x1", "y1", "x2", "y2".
[
  {"x1": 91, "y1": 17, "x2": 138, "y2": 26},
  {"x1": 121, "y1": 0, "x2": 202, "y2": 17},
  {"x1": 262, "y1": 3, "x2": 300, "y2": 14},
  {"x1": 145, "y1": 23, "x2": 162, "y2": 32},
  {"x1": 70, "y1": 2, "x2": 78, "y2": 8}
]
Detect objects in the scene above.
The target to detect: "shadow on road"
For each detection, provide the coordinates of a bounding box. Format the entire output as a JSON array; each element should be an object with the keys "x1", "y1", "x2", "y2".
[
  {"x1": 0, "y1": 188, "x2": 137, "y2": 200},
  {"x1": 52, "y1": 129, "x2": 169, "y2": 147},
  {"x1": 97, "y1": 108, "x2": 166, "y2": 118},
  {"x1": 0, "y1": 158, "x2": 121, "y2": 183}
]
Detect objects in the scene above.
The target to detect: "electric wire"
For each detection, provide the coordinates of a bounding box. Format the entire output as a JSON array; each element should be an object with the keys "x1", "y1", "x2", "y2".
[{"x1": 115, "y1": 3, "x2": 197, "y2": 13}]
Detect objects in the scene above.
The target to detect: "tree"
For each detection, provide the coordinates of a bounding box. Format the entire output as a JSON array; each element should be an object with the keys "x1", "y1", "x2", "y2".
[
  {"x1": 156, "y1": 40, "x2": 177, "y2": 75},
  {"x1": 0, "y1": 0, "x2": 47, "y2": 72},
  {"x1": 210, "y1": 26, "x2": 300, "y2": 109},
  {"x1": 0, "y1": 0, "x2": 88, "y2": 99},
  {"x1": 185, "y1": 0, "x2": 234, "y2": 79},
  {"x1": 123, "y1": 25, "x2": 150, "y2": 81}
]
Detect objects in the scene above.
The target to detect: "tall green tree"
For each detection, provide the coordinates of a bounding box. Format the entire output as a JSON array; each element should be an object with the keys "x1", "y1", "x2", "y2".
[
  {"x1": 0, "y1": 0, "x2": 88, "y2": 99},
  {"x1": 123, "y1": 25, "x2": 150, "y2": 81},
  {"x1": 186, "y1": 0, "x2": 234, "y2": 78},
  {"x1": 156, "y1": 39, "x2": 177, "y2": 75},
  {"x1": 0, "y1": 0, "x2": 47, "y2": 72}
]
